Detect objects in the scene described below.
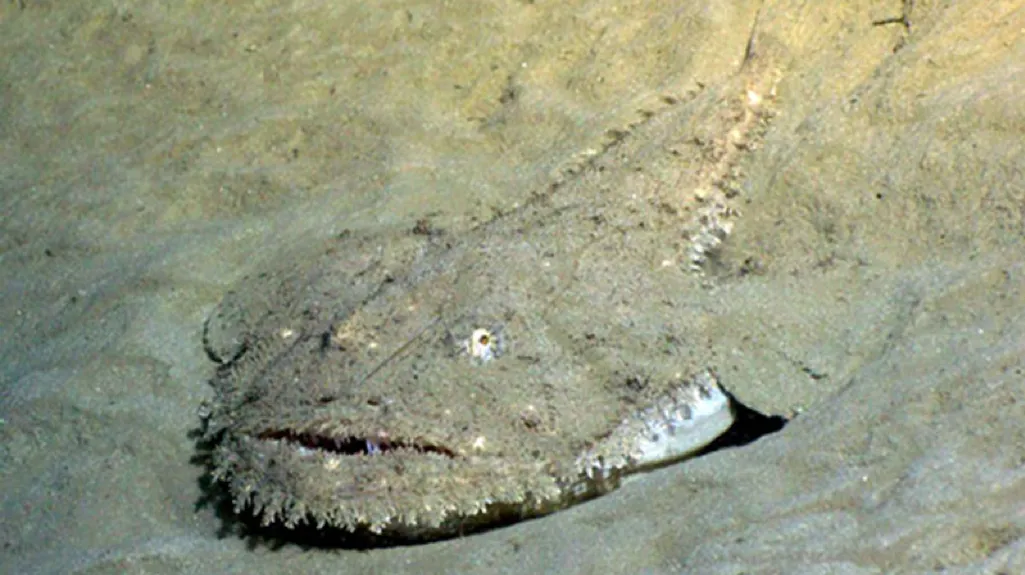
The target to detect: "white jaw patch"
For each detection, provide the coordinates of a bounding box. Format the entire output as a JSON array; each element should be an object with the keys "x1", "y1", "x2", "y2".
[
  {"x1": 577, "y1": 371, "x2": 735, "y2": 479},
  {"x1": 628, "y1": 379, "x2": 733, "y2": 466}
]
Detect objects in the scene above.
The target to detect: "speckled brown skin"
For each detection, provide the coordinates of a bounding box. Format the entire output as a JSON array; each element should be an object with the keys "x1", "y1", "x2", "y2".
[
  {"x1": 201, "y1": 67, "x2": 779, "y2": 540},
  {"x1": 201, "y1": 199, "x2": 734, "y2": 538}
]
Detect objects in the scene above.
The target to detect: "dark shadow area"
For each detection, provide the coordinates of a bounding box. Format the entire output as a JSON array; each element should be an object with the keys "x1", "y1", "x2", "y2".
[{"x1": 695, "y1": 390, "x2": 789, "y2": 456}]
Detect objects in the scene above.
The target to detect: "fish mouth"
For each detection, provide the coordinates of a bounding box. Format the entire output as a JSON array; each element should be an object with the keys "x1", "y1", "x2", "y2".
[{"x1": 256, "y1": 428, "x2": 460, "y2": 459}]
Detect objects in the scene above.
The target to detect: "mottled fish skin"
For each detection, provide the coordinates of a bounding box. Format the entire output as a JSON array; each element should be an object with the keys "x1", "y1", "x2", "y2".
[
  {"x1": 201, "y1": 195, "x2": 735, "y2": 539},
  {"x1": 202, "y1": 69, "x2": 780, "y2": 540}
]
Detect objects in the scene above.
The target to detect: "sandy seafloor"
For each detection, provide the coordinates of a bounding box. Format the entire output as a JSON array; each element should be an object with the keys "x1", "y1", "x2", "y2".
[{"x1": 2, "y1": 1, "x2": 1025, "y2": 574}]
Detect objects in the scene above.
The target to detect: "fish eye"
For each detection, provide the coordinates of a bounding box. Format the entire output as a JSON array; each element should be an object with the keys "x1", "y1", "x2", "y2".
[{"x1": 466, "y1": 328, "x2": 499, "y2": 363}]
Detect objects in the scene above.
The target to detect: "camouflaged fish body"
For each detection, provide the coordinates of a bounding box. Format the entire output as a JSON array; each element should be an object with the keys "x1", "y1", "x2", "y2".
[
  {"x1": 198, "y1": 35, "x2": 788, "y2": 541},
  {"x1": 203, "y1": 190, "x2": 736, "y2": 540}
]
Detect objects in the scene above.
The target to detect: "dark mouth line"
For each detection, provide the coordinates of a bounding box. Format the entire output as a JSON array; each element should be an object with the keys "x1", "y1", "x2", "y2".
[{"x1": 257, "y1": 429, "x2": 460, "y2": 458}]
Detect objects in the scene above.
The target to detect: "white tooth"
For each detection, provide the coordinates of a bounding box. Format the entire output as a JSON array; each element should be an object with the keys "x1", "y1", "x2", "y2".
[{"x1": 366, "y1": 439, "x2": 381, "y2": 455}]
